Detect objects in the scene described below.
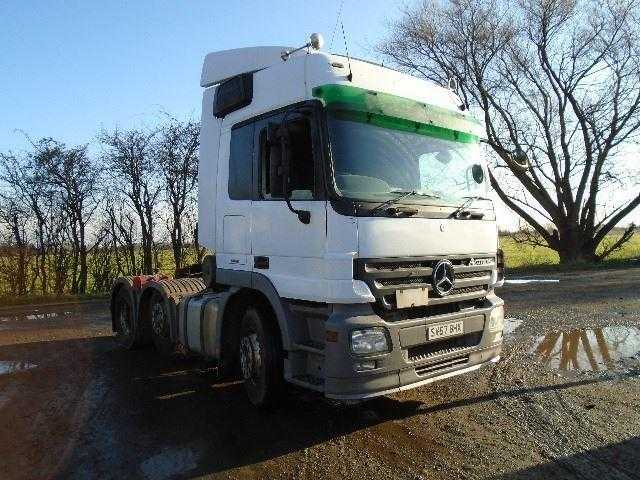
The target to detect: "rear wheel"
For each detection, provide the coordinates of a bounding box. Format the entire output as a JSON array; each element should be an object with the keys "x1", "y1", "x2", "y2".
[
  {"x1": 239, "y1": 307, "x2": 283, "y2": 408},
  {"x1": 114, "y1": 288, "x2": 136, "y2": 349},
  {"x1": 149, "y1": 290, "x2": 174, "y2": 355}
]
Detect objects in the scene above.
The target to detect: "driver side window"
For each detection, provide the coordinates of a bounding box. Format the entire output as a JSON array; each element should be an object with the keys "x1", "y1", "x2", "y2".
[{"x1": 257, "y1": 114, "x2": 316, "y2": 200}]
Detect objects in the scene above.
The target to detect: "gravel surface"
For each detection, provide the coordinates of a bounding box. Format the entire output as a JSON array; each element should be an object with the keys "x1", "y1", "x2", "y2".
[{"x1": 0, "y1": 268, "x2": 638, "y2": 480}]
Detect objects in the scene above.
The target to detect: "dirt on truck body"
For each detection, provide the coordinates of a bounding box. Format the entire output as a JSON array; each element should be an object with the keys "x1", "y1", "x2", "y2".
[{"x1": 1, "y1": 267, "x2": 639, "y2": 480}]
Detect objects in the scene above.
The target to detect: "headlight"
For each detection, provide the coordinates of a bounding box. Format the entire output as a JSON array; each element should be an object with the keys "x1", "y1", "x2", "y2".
[
  {"x1": 488, "y1": 306, "x2": 505, "y2": 331},
  {"x1": 350, "y1": 328, "x2": 390, "y2": 355}
]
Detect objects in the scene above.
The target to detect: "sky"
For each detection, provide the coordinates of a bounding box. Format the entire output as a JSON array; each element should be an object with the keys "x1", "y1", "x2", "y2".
[
  {"x1": 0, "y1": 0, "x2": 637, "y2": 230},
  {"x1": 0, "y1": 0, "x2": 390, "y2": 151}
]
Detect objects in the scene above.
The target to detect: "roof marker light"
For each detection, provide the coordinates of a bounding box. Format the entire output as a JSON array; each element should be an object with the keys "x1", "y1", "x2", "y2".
[{"x1": 281, "y1": 33, "x2": 324, "y2": 61}]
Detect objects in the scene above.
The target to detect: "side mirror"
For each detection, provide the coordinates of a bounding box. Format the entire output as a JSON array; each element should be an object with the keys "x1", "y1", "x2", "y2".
[
  {"x1": 471, "y1": 164, "x2": 484, "y2": 183},
  {"x1": 482, "y1": 139, "x2": 530, "y2": 172},
  {"x1": 511, "y1": 147, "x2": 529, "y2": 171}
]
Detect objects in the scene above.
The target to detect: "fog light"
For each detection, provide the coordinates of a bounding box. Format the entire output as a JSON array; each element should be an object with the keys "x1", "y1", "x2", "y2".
[
  {"x1": 488, "y1": 306, "x2": 505, "y2": 331},
  {"x1": 350, "y1": 328, "x2": 390, "y2": 355},
  {"x1": 354, "y1": 360, "x2": 377, "y2": 371}
]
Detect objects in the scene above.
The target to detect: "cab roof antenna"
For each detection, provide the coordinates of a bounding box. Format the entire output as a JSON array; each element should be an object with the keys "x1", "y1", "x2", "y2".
[
  {"x1": 340, "y1": 21, "x2": 353, "y2": 82},
  {"x1": 281, "y1": 33, "x2": 324, "y2": 61}
]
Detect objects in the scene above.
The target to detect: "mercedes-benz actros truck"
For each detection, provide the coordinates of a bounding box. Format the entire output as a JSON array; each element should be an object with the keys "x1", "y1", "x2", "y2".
[{"x1": 111, "y1": 34, "x2": 512, "y2": 407}]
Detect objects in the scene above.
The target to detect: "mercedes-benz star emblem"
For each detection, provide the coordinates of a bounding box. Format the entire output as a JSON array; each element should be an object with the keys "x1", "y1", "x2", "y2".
[{"x1": 433, "y1": 259, "x2": 456, "y2": 296}]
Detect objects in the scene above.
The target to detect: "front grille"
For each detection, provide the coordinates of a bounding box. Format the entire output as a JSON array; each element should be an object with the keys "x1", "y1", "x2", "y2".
[
  {"x1": 377, "y1": 277, "x2": 430, "y2": 287},
  {"x1": 354, "y1": 256, "x2": 494, "y2": 313},
  {"x1": 367, "y1": 261, "x2": 431, "y2": 271},
  {"x1": 408, "y1": 332, "x2": 483, "y2": 362},
  {"x1": 415, "y1": 355, "x2": 469, "y2": 376},
  {"x1": 456, "y1": 270, "x2": 491, "y2": 279},
  {"x1": 450, "y1": 285, "x2": 485, "y2": 295}
]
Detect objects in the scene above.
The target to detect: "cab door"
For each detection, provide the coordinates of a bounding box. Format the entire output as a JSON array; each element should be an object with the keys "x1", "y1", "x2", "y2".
[
  {"x1": 250, "y1": 106, "x2": 327, "y2": 301},
  {"x1": 215, "y1": 124, "x2": 254, "y2": 271}
]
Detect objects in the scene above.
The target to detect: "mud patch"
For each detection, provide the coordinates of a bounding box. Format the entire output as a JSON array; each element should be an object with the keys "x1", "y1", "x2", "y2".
[
  {"x1": 503, "y1": 317, "x2": 524, "y2": 337},
  {"x1": 532, "y1": 326, "x2": 640, "y2": 373},
  {"x1": 139, "y1": 447, "x2": 199, "y2": 479},
  {"x1": 0, "y1": 361, "x2": 37, "y2": 375}
]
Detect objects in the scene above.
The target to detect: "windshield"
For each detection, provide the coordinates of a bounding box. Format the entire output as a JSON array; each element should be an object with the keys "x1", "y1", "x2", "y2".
[{"x1": 327, "y1": 111, "x2": 488, "y2": 204}]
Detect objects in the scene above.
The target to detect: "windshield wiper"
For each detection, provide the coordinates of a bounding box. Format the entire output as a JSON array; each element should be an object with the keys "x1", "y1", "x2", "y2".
[
  {"x1": 450, "y1": 195, "x2": 492, "y2": 219},
  {"x1": 371, "y1": 190, "x2": 441, "y2": 214}
]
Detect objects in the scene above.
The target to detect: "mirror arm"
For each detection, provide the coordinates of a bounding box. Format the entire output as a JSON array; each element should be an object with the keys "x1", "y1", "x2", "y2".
[{"x1": 284, "y1": 196, "x2": 311, "y2": 224}]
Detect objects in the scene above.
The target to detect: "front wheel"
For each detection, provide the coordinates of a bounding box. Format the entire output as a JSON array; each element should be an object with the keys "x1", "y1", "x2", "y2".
[{"x1": 239, "y1": 307, "x2": 283, "y2": 408}]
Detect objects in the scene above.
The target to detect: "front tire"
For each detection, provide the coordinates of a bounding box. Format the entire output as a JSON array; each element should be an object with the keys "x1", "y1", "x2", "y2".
[{"x1": 239, "y1": 307, "x2": 283, "y2": 408}]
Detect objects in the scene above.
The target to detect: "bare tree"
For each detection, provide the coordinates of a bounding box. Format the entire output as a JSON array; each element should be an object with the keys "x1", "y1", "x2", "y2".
[
  {"x1": 87, "y1": 224, "x2": 119, "y2": 293},
  {"x1": 381, "y1": 0, "x2": 640, "y2": 263},
  {"x1": 104, "y1": 196, "x2": 139, "y2": 275},
  {"x1": 0, "y1": 150, "x2": 57, "y2": 292},
  {"x1": 0, "y1": 197, "x2": 31, "y2": 295},
  {"x1": 100, "y1": 128, "x2": 161, "y2": 274},
  {"x1": 32, "y1": 139, "x2": 101, "y2": 293},
  {"x1": 154, "y1": 117, "x2": 199, "y2": 273},
  {"x1": 46, "y1": 205, "x2": 72, "y2": 295}
]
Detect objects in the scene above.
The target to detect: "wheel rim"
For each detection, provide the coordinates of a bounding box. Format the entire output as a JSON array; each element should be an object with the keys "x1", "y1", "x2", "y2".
[
  {"x1": 239, "y1": 333, "x2": 262, "y2": 381},
  {"x1": 151, "y1": 300, "x2": 168, "y2": 338},
  {"x1": 118, "y1": 299, "x2": 131, "y2": 336}
]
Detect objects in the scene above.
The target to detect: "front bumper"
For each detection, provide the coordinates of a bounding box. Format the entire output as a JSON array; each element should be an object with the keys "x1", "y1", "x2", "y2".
[{"x1": 323, "y1": 294, "x2": 504, "y2": 400}]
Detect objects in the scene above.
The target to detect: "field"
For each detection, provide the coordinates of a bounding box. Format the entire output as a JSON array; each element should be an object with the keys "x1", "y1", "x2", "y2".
[
  {"x1": 501, "y1": 232, "x2": 640, "y2": 271},
  {"x1": 1, "y1": 233, "x2": 638, "y2": 304}
]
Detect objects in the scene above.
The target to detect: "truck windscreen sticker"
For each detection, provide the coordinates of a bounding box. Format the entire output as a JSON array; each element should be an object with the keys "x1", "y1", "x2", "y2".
[{"x1": 312, "y1": 84, "x2": 483, "y2": 144}]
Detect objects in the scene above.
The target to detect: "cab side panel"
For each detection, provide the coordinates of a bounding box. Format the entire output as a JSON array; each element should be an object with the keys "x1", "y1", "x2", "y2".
[{"x1": 198, "y1": 87, "x2": 221, "y2": 251}]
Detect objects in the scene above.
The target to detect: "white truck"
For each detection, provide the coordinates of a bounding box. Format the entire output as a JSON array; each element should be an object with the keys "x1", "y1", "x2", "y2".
[{"x1": 111, "y1": 34, "x2": 515, "y2": 407}]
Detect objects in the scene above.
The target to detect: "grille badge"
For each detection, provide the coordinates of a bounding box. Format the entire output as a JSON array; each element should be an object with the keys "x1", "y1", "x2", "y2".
[{"x1": 433, "y1": 260, "x2": 456, "y2": 296}]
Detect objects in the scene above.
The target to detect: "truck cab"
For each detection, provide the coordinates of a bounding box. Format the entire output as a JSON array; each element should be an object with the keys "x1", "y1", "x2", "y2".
[{"x1": 112, "y1": 37, "x2": 505, "y2": 407}]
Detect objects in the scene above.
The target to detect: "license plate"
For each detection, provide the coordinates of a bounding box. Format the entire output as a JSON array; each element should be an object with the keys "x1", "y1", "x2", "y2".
[
  {"x1": 396, "y1": 288, "x2": 428, "y2": 309},
  {"x1": 428, "y1": 320, "x2": 464, "y2": 340}
]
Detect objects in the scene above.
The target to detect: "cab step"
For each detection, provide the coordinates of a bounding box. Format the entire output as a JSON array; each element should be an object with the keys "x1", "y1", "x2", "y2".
[
  {"x1": 292, "y1": 340, "x2": 324, "y2": 354},
  {"x1": 289, "y1": 374, "x2": 325, "y2": 392}
]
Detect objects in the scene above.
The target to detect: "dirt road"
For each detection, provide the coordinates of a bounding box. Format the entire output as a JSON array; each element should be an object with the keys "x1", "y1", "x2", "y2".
[{"x1": 1, "y1": 268, "x2": 639, "y2": 480}]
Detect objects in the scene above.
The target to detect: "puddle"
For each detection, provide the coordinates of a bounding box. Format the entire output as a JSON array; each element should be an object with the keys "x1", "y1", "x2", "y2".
[
  {"x1": 25, "y1": 312, "x2": 59, "y2": 320},
  {"x1": 532, "y1": 326, "x2": 640, "y2": 373},
  {"x1": 506, "y1": 278, "x2": 560, "y2": 285},
  {"x1": 140, "y1": 447, "x2": 198, "y2": 480},
  {"x1": 0, "y1": 312, "x2": 61, "y2": 322},
  {"x1": 0, "y1": 361, "x2": 37, "y2": 375},
  {"x1": 503, "y1": 317, "x2": 524, "y2": 337}
]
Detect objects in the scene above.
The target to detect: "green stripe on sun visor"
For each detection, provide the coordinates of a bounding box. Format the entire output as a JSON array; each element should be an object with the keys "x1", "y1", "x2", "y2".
[{"x1": 312, "y1": 83, "x2": 483, "y2": 143}]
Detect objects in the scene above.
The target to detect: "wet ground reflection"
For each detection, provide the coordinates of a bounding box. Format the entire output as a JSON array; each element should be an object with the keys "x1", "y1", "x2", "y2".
[
  {"x1": 533, "y1": 326, "x2": 640, "y2": 372},
  {"x1": 0, "y1": 303, "x2": 109, "y2": 333},
  {"x1": 503, "y1": 317, "x2": 524, "y2": 337},
  {"x1": 0, "y1": 361, "x2": 37, "y2": 375}
]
